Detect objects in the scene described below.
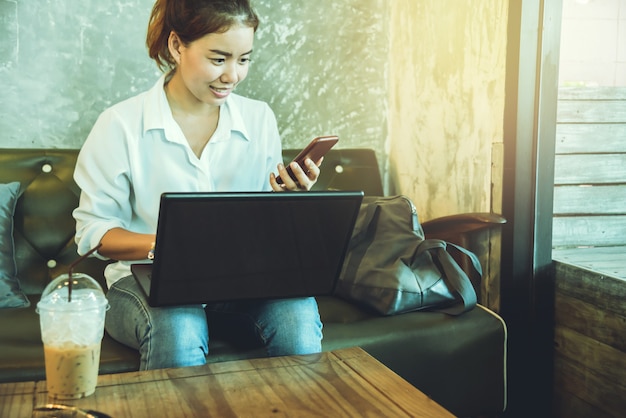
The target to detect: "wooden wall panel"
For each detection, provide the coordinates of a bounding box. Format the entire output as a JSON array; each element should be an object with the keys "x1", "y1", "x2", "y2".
[
  {"x1": 553, "y1": 185, "x2": 626, "y2": 214},
  {"x1": 553, "y1": 354, "x2": 626, "y2": 418},
  {"x1": 553, "y1": 216, "x2": 626, "y2": 247},
  {"x1": 553, "y1": 262, "x2": 626, "y2": 418},
  {"x1": 553, "y1": 386, "x2": 613, "y2": 418},
  {"x1": 554, "y1": 154, "x2": 626, "y2": 185},
  {"x1": 555, "y1": 263, "x2": 626, "y2": 314},
  {"x1": 554, "y1": 292, "x2": 626, "y2": 352},
  {"x1": 554, "y1": 326, "x2": 626, "y2": 385},
  {"x1": 556, "y1": 124, "x2": 626, "y2": 153},
  {"x1": 556, "y1": 100, "x2": 626, "y2": 123},
  {"x1": 553, "y1": 87, "x2": 626, "y2": 250}
]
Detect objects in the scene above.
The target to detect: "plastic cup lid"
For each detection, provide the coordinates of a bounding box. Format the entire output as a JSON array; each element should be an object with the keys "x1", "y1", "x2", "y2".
[{"x1": 37, "y1": 273, "x2": 108, "y2": 312}]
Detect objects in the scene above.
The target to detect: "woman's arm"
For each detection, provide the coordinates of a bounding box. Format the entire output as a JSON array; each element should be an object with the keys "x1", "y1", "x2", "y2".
[{"x1": 99, "y1": 227, "x2": 156, "y2": 261}]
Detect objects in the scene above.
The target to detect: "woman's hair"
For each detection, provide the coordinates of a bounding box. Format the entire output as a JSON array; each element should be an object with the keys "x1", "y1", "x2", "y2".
[{"x1": 146, "y1": 0, "x2": 260, "y2": 71}]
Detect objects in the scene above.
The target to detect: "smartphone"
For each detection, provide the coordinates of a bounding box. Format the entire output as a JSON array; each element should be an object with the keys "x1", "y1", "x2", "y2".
[{"x1": 276, "y1": 135, "x2": 339, "y2": 184}]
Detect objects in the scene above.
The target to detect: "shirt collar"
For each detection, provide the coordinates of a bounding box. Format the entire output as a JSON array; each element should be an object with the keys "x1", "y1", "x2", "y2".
[
  {"x1": 143, "y1": 73, "x2": 171, "y2": 134},
  {"x1": 142, "y1": 74, "x2": 251, "y2": 142},
  {"x1": 217, "y1": 94, "x2": 251, "y2": 142}
]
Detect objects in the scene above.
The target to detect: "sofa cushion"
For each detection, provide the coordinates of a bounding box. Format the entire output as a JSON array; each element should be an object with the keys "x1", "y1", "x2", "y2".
[{"x1": 0, "y1": 182, "x2": 30, "y2": 308}]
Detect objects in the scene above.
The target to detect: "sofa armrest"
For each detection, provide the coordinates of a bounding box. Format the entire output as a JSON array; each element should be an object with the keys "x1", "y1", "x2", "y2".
[{"x1": 422, "y1": 212, "x2": 506, "y2": 239}]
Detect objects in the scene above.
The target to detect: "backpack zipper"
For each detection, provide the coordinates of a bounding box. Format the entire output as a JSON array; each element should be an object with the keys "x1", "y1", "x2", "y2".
[{"x1": 396, "y1": 195, "x2": 419, "y2": 232}]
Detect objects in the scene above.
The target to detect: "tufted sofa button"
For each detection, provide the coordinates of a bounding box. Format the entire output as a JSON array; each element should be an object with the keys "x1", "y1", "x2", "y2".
[
  {"x1": 334, "y1": 164, "x2": 344, "y2": 174},
  {"x1": 41, "y1": 163, "x2": 53, "y2": 173},
  {"x1": 47, "y1": 259, "x2": 57, "y2": 269}
]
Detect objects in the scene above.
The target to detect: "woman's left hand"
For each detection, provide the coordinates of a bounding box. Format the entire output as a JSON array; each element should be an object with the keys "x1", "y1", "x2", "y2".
[{"x1": 270, "y1": 157, "x2": 322, "y2": 191}]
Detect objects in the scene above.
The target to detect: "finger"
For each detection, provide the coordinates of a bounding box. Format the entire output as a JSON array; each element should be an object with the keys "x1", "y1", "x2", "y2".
[
  {"x1": 294, "y1": 159, "x2": 319, "y2": 192},
  {"x1": 288, "y1": 162, "x2": 310, "y2": 190},
  {"x1": 303, "y1": 158, "x2": 320, "y2": 180},
  {"x1": 277, "y1": 163, "x2": 301, "y2": 190},
  {"x1": 269, "y1": 172, "x2": 287, "y2": 192}
]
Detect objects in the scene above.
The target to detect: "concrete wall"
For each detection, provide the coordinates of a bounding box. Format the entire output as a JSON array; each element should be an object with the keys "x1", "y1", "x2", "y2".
[
  {"x1": 388, "y1": 0, "x2": 508, "y2": 220},
  {"x1": 0, "y1": 0, "x2": 157, "y2": 148},
  {"x1": 0, "y1": 0, "x2": 387, "y2": 155},
  {"x1": 0, "y1": 0, "x2": 508, "y2": 222}
]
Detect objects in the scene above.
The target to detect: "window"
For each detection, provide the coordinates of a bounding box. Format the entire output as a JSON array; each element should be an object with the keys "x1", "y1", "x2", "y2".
[{"x1": 552, "y1": 0, "x2": 626, "y2": 280}]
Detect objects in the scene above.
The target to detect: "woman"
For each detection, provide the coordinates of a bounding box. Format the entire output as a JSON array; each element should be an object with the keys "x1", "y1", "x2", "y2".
[{"x1": 73, "y1": 0, "x2": 323, "y2": 370}]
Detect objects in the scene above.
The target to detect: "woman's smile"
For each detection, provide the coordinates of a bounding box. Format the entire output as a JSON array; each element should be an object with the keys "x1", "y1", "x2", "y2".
[{"x1": 209, "y1": 85, "x2": 233, "y2": 98}]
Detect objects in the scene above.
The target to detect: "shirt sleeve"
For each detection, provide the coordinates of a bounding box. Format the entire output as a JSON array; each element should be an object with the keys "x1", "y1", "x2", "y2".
[{"x1": 73, "y1": 109, "x2": 133, "y2": 259}]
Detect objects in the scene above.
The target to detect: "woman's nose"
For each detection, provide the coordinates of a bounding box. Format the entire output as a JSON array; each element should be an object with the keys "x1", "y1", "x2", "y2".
[{"x1": 220, "y1": 63, "x2": 238, "y2": 84}]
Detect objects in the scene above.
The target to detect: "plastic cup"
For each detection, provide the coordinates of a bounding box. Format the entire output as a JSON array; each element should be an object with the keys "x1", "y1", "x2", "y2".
[{"x1": 36, "y1": 273, "x2": 109, "y2": 400}]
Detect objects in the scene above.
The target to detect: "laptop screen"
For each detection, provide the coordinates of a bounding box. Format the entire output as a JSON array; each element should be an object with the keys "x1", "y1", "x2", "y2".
[{"x1": 143, "y1": 191, "x2": 363, "y2": 306}]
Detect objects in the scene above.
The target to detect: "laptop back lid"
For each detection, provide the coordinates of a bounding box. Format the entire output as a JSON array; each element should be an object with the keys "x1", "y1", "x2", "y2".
[{"x1": 136, "y1": 191, "x2": 363, "y2": 306}]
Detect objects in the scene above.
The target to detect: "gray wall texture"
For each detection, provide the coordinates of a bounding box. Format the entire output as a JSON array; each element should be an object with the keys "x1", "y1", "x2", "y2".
[{"x1": 0, "y1": 0, "x2": 388, "y2": 156}]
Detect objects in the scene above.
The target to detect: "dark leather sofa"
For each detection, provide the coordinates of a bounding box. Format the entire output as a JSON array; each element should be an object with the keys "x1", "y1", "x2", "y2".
[{"x1": 0, "y1": 148, "x2": 507, "y2": 417}]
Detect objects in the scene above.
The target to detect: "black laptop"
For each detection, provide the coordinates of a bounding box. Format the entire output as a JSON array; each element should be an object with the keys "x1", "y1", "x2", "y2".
[{"x1": 131, "y1": 191, "x2": 363, "y2": 307}]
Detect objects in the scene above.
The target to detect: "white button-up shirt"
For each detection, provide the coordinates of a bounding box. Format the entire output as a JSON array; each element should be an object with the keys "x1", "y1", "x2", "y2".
[{"x1": 73, "y1": 74, "x2": 282, "y2": 287}]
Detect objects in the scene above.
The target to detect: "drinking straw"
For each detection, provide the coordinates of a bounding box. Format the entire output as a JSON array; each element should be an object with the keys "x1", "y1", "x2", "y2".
[{"x1": 67, "y1": 243, "x2": 102, "y2": 302}]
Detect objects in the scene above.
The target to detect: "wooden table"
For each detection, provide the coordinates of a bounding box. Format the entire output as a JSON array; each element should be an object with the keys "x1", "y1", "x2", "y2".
[{"x1": 0, "y1": 347, "x2": 454, "y2": 417}]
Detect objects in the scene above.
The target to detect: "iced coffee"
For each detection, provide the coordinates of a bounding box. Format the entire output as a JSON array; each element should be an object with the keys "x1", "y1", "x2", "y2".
[
  {"x1": 37, "y1": 273, "x2": 108, "y2": 400},
  {"x1": 44, "y1": 342, "x2": 101, "y2": 399}
]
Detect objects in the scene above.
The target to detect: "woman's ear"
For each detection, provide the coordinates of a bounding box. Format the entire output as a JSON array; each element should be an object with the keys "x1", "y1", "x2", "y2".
[{"x1": 168, "y1": 31, "x2": 183, "y2": 65}]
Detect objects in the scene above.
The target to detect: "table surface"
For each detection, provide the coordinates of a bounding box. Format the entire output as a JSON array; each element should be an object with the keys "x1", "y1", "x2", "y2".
[{"x1": 0, "y1": 346, "x2": 454, "y2": 417}]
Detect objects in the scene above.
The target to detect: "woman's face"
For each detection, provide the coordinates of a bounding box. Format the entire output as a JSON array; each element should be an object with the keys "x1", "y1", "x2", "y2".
[{"x1": 173, "y1": 24, "x2": 255, "y2": 107}]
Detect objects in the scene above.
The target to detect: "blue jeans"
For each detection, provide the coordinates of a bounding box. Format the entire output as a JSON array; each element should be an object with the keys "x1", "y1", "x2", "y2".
[{"x1": 105, "y1": 276, "x2": 323, "y2": 370}]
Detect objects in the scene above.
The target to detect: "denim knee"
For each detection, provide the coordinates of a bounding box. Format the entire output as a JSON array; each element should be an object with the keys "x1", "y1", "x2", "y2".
[
  {"x1": 255, "y1": 297, "x2": 323, "y2": 357},
  {"x1": 105, "y1": 276, "x2": 209, "y2": 370}
]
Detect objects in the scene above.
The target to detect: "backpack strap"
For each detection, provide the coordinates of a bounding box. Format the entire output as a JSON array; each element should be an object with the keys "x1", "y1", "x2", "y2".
[{"x1": 418, "y1": 239, "x2": 480, "y2": 315}]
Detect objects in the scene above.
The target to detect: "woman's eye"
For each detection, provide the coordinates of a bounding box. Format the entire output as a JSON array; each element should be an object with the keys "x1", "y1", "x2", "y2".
[
  {"x1": 210, "y1": 58, "x2": 225, "y2": 65},
  {"x1": 239, "y1": 57, "x2": 251, "y2": 65}
]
